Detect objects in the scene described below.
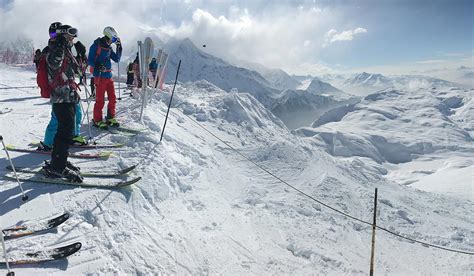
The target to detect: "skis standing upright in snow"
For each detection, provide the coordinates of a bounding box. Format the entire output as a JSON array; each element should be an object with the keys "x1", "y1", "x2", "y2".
[{"x1": 139, "y1": 37, "x2": 154, "y2": 121}]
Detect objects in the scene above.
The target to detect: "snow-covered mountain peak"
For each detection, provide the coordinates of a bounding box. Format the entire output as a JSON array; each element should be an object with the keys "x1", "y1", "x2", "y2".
[
  {"x1": 306, "y1": 78, "x2": 344, "y2": 95},
  {"x1": 345, "y1": 72, "x2": 392, "y2": 87}
]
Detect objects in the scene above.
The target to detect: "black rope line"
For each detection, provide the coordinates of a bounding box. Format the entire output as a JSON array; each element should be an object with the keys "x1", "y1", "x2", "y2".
[{"x1": 173, "y1": 109, "x2": 474, "y2": 256}]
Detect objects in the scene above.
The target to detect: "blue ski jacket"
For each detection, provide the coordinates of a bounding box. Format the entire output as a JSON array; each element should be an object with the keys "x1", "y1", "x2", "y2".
[{"x1": 87, "y1": 37, "x2": 121, "y2": 79}]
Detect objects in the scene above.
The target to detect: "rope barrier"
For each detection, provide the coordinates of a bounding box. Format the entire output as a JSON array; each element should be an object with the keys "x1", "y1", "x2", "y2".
[{"x1": 172, "y1": 109, "x2": 474, "y2": 256}]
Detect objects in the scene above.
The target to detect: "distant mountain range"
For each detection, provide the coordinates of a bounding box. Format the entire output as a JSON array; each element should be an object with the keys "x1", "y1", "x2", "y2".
[{"x1": 1, "y1": 35, "x2": 466, "y2": 130}]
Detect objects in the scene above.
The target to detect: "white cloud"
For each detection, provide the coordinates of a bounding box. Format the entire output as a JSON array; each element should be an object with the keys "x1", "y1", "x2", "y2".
[
  {"x1": 416, "y1": 59, "x2": 446, "y2": 64},
  {"x1": 155, "y1": 6, "x2": 335, "y2": 73},
  {"x1": 323, "y1": 27, "x2": 367, "y2": 46},
  {"x1": 0, "y1": 0, "x2": 365, "y2": 76},
  {"x1": 0, "y1": 0, "x2": 148, "y2": 51}
]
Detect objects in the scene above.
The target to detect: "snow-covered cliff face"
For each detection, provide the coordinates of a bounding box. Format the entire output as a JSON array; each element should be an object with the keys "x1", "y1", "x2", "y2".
[{"x1": 163, "y1": 38, "x2": 279, "y2": 107}]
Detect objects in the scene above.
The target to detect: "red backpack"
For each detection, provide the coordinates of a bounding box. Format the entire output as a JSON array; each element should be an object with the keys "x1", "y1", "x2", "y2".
[{"x1": 36, "y1": 49, "x2": 71, "y2": 98}]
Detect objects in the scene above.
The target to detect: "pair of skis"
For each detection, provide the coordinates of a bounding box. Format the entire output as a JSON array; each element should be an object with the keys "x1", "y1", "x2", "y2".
[
  {"x1": 5, "y1": 164, "x2": 140, "y2": 189},
  {"x1": 5, "y1": 145, "x2": 112, "y2": 160},
  {"x1": 1, "y1": 213, "x2": 81, "y2": 266}
]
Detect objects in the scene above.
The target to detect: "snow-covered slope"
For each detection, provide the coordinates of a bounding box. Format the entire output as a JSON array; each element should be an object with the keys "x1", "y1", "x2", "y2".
[
  {"x1": 295, "y1": 84, "x2": 473, "y2": 200},
  {"x1": 0, "y1": 64, "x2": 472, "y2": 274}
]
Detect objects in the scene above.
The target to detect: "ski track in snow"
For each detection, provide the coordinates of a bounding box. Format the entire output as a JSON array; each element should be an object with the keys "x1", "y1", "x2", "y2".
[{"x1": 0, "y1": 64, "x2": 473, "y2": 274}]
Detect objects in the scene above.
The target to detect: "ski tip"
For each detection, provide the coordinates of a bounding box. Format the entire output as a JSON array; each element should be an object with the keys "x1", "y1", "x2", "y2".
[
  {"x1": 99, "y1": 151, "x2": 113, "y2": 158},
  {"x1": 118, "y1": 176, "x2": 142, "y2": 187},
  {"x1": 118, "y1": 164, "x2": 137, "y2": 174},
  {"x1": 28, "y1": 141, "x2": 40, "y2": 147}
]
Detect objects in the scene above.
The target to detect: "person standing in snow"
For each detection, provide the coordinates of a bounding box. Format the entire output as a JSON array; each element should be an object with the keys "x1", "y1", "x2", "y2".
[
  {"x1": 38, "y1": 22, "x2": 87, "y2": 153},
  {"x1": 33, "y1": 49, "x2": 41, "y2": 70},
  {"x1": 41, "y1": 24, "x2": 83, "y2": 183},
  {"x1": 148, "y1": 57, "x2": 158, "y2": 84},
  {"x1": 88, "y1": 26, "x2": 122, "y2": 129},
  {"x1": 126, "y1": 61, "x2": 134, "y2": 89}
]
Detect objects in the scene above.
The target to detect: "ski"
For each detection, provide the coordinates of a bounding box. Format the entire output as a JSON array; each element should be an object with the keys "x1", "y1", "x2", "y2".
[
  {"x1": 0, "y1": 242, "x2": 81, "y2": 266},
  {"x1": 4, "y1": 172, "x2": 141, "y2": 188},
  {"x1": 95, "y1": 125, "x2": 145, "y2": 135},
  {"x1": 5, "y1": 145, "x2": 112, "y2": 159},
  {"x1": 6, "y1": 164, "x2": 137, "y2": 178},
  {"x1": 3, "y1": 213, "x2": 70, "y2": 241},
  {"x1": 112, "y1": 126, "x2": 146, "y2": 134},
  {"x1": 29, "y1": 141, "x2": 124, "y2": 149}
]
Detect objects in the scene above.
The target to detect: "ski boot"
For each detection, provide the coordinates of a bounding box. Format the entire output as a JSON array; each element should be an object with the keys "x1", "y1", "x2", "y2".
[
  {"x1": 44, "y1": 160, "x2": 80, "y2": 173},
  {"x1": 106, "y1": 117, "x2": 120, "y2": 127},
  {"x1": 42, "y1": 162, "x2": 83, "y2": 183},
  {"x1": 72, "y1": 135, "x2": 87, "y2": 146},
  {"x1": 93, "y1": 120, "x2": 108, "y2": 130},
  {"x1": 66, "y1": 161, "x2": 81, "y2": 173},
  {"x1": 37, "y1": 141, "x2": 52, "y2": 152}
]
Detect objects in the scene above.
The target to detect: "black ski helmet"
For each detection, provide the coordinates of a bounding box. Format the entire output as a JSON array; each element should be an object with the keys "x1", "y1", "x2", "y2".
[{"x1": 49, "y1": 22, "x2": 62, "y2": 34}]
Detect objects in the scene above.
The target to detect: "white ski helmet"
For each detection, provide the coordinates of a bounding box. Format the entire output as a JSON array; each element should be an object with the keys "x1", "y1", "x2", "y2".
[{"x1": 103, "y1": 26, "x2": 118, "y2": 40}]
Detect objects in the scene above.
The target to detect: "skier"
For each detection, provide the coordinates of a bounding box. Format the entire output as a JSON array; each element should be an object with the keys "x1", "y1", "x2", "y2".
[
  {"x1": 149, "y1": 57, "x2": 158, "y2": 81},
  {"x1": 88, "y1": 26, "x2": 122, "y2": 129},
  {"x1": 33, "y1": 49, "x2": 41, "y2": 70},
  {"x1": 41, "y1": 24, "x2": 83, "y2": 183},
  {"x1": 38, "y1": 22, "x2": 86, "y2": 152},
  {"x1": 126, "y1": 61, "x2": 134, "y2": 89}
]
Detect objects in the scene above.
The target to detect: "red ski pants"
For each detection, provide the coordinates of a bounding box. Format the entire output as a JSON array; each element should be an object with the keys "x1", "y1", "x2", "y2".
[{"x1": 93, "y1": 77, "x2": 117, "y2": 122}]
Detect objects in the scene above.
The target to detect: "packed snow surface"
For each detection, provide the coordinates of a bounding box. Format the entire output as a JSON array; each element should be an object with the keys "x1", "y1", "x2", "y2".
[{"x1": 0, "y1": 64, "x2": 473, "y2": 275}]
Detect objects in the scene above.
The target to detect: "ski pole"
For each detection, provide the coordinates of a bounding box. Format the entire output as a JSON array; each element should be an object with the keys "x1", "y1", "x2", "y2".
[
  {"x1": 160, "y1": 60, "x2": 181, "y2": 142},
  {"x1": 138, "y1": 41, "x2": 146, "y2": 122},
  {"x1": 0, "y1": 136, "x2": 27, "y2": 201},
  {"x1": 0, "y1": 225, "x2": 14, "y2": 276},
  {"x1": 81, "y1": 72, "x2": 93, "y2": 144},
  {"x1": 118, "y1": 61, "x2": 121, "y2": 101}
]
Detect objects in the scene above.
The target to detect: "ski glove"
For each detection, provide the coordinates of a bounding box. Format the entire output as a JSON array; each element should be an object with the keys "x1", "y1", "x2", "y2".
[{"x1": 96, "y1": 63, "x2": 107, "y2": 72}]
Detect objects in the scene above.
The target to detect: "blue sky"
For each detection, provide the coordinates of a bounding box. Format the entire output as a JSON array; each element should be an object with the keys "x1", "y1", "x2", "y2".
[
  {"x1": 0, "y1": 0, "x2": 472, "y2": 77},
  {"x1": 318, "y1": 0, "x2": 473, "y2": 68}
]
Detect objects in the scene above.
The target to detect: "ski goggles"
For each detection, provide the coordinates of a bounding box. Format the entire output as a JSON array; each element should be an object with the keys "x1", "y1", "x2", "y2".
[
  {"x1": 111, "y1": 36, "x2": 118, "y2": 43},
  {"x1": 56, "y1": 27, "x2": 78, "y2": 38}
]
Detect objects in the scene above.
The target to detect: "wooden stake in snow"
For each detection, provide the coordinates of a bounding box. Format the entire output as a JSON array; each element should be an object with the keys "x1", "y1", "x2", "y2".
[
  {"x1": 369, "y1": 188, "x2": 378, "y2": 276},
  {"x1": 160, "y1": 60, "x2": 181, "y2": 142}
]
